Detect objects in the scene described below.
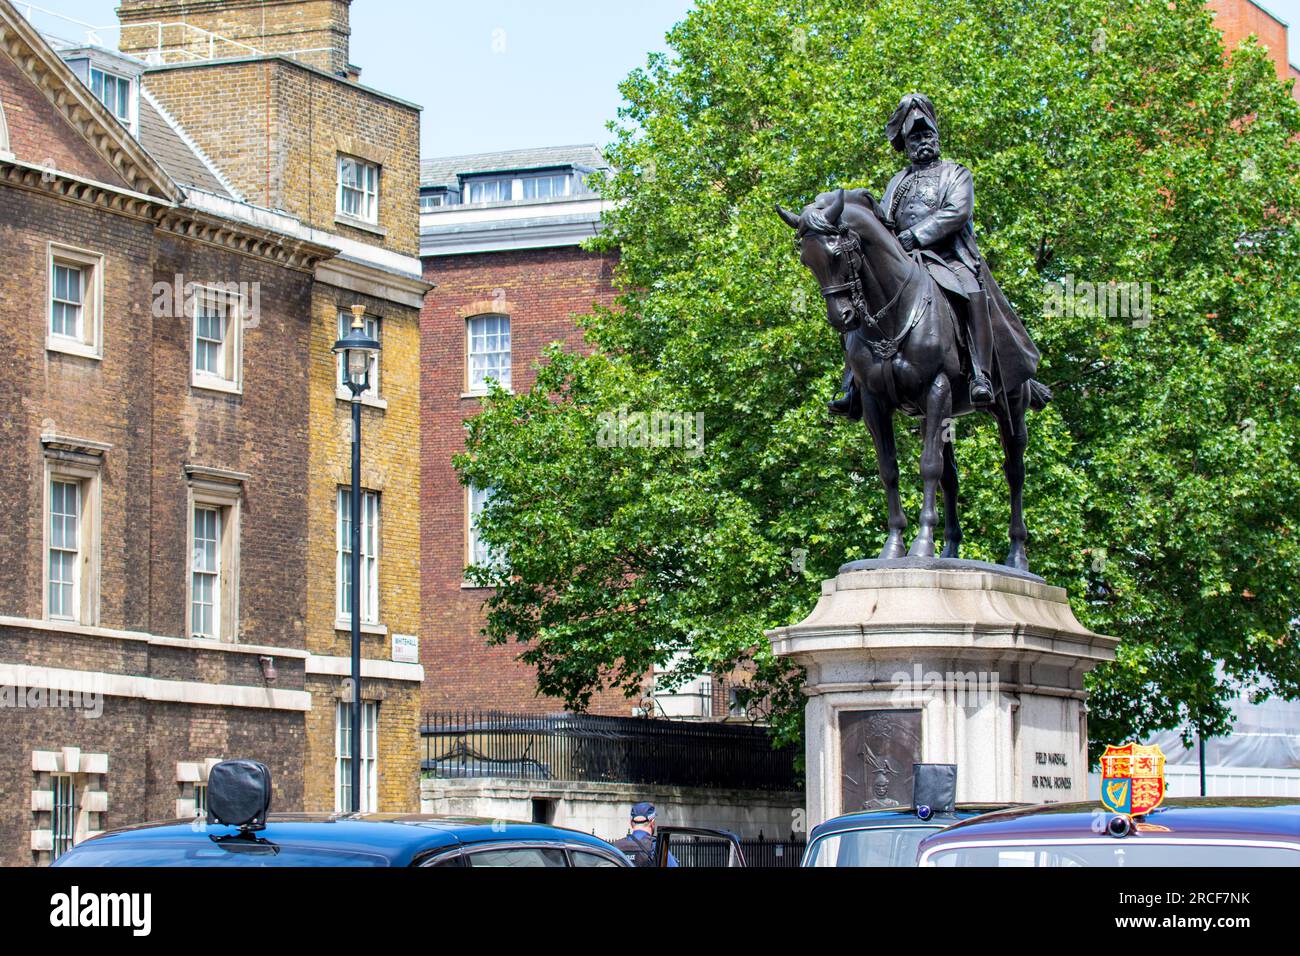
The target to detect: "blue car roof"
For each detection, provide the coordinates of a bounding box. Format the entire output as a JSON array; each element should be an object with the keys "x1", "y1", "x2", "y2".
[
  {"x1": 56, "y1": 814, "x2": 627, "y2": 867},
  {"x1": 809, "y1": 804, "x2": 1019, "y2": 840},
  {"x1": 916, "y1": 797, "x2": 1300, "y2": 853}
]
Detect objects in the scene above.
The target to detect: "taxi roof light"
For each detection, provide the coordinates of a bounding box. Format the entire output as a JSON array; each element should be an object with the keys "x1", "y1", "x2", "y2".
[
  {"x1": 206, "y1": 759, "x2": 273, "y2": 832},
  {"x1": 913, "y1": 763, "x2": 957, "y2": 820}
]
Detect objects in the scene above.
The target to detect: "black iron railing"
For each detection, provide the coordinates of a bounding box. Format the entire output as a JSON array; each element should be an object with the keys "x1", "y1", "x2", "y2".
[
  {"x1": 670, "y1": 836, "x2": 806, "y2": 869},
  {"x1": 421, "y1": 710, "x2": 800, "y2": 792}
]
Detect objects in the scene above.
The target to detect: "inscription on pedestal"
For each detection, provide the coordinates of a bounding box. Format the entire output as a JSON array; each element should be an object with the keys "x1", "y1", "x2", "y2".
[
  {"x1": 1030, "y1": 750, "x2": 1074, "y2": 794},
  {"x1": 839, "y1": 710, "x2": 921, "y2": 812}
]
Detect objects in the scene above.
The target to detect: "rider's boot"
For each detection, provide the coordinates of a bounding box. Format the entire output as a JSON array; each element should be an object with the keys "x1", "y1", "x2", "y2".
[
  {"x1": 828, "y1": 363, "x2": 862, "y2": 419},
  {"x1": 967, "y1": 291, "x2": 995, "y2": 407}
]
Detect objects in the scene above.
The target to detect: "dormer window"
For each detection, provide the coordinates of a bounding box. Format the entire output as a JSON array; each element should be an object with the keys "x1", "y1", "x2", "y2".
[
  {"x1": 465, "y1": 177, "x2": 513, "y2": 204},
  {"x1": 462, "y1": 170, "x2": 577, "y2": 204},
  {"x1": 521, "y1": 173, "x2": 571, "y2": 200},
  {"x1": 89, "y1": 67, "x2": 133, "y2": 129}
]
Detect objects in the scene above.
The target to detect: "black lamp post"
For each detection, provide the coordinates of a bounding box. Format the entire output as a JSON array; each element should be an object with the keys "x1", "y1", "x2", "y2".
[{"x1": 332, "y1": 303, "x2": 381, "y2": 813}]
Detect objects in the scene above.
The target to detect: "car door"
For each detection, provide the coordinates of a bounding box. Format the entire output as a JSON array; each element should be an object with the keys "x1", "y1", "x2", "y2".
[{"x1": 653, "y1": 826, "x2": 746, "y2": 867}]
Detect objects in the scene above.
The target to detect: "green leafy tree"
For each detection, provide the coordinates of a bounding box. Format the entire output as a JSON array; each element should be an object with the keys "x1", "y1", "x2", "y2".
[{"x1": 458, "y1": 0, "x2": 1300, "y2": 753}]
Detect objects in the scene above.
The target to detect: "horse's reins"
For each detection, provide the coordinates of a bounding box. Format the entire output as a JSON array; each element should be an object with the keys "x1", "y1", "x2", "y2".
[{"x1": 820, "y1": 228, "x2": 927, "y2": 361}]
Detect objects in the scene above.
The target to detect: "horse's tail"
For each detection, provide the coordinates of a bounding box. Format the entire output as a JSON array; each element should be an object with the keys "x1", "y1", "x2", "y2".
[{"x1": 1027, "y1": 378, "x2": 1053, "y2": 412}]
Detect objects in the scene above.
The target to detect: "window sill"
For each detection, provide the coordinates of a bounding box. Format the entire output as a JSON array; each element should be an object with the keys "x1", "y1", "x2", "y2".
[
  {"x1": 461, "y1": 389, "x2": 513, "y2": 400},
  {"x1": 192, "y1": 375, "x2": 243, "y2": 396},
  {"x1": 460, "y1": 581, "x2": 499, "y2": 591},
  {"x1": 46, "y1": 337, "x2": 102, "y2": 361},
  {"x1": 334, "y1": 214, "x2": 387, "y2": 237},
  {"x1": 334, "y1": 619, "x2": 388, "y2": 637},
  {"x1": 336, "y1": 387, "x2": 388, "y2": 410}
]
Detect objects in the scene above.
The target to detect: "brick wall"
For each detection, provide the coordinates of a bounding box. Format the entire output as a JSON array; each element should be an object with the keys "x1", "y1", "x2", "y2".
[
  {"x1": 0, "y1": 49, "x2": 127, "y2": 190},
  {"x1": 0, "y1": 188, "x2": 157, "y2": 628},
  {"x1": 118, "y1": 0, "x2": 353, "y2": 76},
  {"x1": 148, "y1": 237, "x2": 314, "y2": 645},
  {"x1": 0, "y1": 176, "x2": 322, "y2": 862},
  {"x1": 419, "y1": 245, "x2": 637, "y2": 717},
  {"x1": 1208, "y1": 0, "x2": 1300, "y2": 100},
  {"x1": 302, "y1": 283, "x2": 422, "y2": 812},
  {"x1": 140, "y1": 59, "x2": 421, "y2": 255}
]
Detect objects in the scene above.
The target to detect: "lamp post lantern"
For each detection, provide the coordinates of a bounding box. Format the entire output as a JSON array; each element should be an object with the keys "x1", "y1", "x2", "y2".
[{"x1": 332, "y1": 303, "x2": 381, "y2": 813}]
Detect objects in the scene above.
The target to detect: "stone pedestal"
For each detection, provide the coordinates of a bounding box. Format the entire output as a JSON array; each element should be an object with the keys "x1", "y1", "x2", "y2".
[{"x1": 766, "y1": 559, "x2": 1117, "y2": 829}]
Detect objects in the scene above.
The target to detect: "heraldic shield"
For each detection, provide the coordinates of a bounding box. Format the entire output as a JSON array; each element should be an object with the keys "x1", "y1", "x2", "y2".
[{"x1": 1100, "y1": 742, "x2": 1167, "y2": 816}]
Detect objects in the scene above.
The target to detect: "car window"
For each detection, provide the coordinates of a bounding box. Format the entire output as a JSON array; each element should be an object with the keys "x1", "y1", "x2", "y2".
[
  {"x1": 571, "y1": 850, "x2": 622, "y2": 867},
  {"x1": 927, "y1": 842, "x2": 1300, "y2": 867},
  {"x1": 464, "y1": 846, "x2": 568, "y2": 868},
  {"x1": 804, "y1": 826, "x2": 942, "y2": 867}
]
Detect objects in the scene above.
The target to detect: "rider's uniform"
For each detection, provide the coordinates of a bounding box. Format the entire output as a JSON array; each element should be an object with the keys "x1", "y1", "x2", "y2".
[{"x1": 881, "y1": 159, "x2": 983, "y2": 298}]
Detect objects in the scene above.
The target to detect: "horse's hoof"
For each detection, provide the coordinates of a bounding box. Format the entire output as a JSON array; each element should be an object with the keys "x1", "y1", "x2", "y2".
[
  {"x1": 908, "y1": 536, "x2": 936, "y2": 559},
  {"x1": 878, "y1": 536, "x2": 907, "y2": 560}
]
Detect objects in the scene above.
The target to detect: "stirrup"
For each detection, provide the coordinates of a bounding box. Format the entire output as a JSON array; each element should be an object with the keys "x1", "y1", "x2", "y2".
[
  {"x1": 828, "y1": 387, "x2": 862, "y2": 420},
  {"x1": 969, "y1": 374, "x2": 994, "y2": 406}
]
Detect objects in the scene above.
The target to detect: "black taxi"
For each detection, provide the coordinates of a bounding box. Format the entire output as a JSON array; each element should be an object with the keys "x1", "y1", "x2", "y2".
[{"x1": 915, "y1": 797, "x2": 1300, "y2": 867}]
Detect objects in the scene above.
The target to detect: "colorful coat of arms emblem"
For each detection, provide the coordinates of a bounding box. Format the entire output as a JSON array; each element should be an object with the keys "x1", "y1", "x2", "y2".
[{"x1": 1100, "y1": 742, "x2": 1166, "y2": 816}]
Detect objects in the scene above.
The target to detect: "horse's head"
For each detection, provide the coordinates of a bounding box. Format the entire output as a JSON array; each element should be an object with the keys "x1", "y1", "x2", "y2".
[{"x1": 777, "y1": 189, "x2": 874, "y2": 333}]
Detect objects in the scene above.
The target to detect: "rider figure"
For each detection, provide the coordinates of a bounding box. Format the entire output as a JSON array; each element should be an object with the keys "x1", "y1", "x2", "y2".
[{"x1": 830, "y1": 93, "x2": 997, "y2": 417}]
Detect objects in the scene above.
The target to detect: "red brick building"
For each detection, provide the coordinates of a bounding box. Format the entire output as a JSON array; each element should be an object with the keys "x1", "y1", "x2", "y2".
[
  {"x1": 1209, "y1": 0, "x2": 1300, "y2": 101},
  {"x1": 418, "y1": 147, "x2": 645, "y2": 716},
  {"x1": 0, "y1": 0, "x2": 427, "y2": 865}
]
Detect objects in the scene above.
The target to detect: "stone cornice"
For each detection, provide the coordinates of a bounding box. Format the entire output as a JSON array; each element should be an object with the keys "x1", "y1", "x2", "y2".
[
  {"x1": 2, "y1": 157, "x2": 338, "y2": 271},
  {"x1": 156, "y1": 206, "x2": 337, "y2": 273},
  {"x1": 314, "y1": 254, "x2": 433, "y2": 309},
  {"x1": 0, "y1": 157, "x2": 159, "y2": 220},
  {"x1": 0, "y1": 4, "x2": 178, "y2": 200}
]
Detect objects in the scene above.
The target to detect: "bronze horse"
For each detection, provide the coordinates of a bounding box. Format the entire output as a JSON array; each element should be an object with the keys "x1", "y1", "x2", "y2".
[{"x1": 777, "y1": 188, "x2": 1049, "y2": 571}]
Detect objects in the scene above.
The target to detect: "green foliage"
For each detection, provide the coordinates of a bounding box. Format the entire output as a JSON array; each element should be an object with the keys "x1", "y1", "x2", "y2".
[{"x1": 458, "y1": 0, "x2": 1300, "y2": 754}]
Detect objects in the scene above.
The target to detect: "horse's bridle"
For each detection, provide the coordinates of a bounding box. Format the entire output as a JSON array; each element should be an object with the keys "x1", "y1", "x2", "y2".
[
  {"x1": 818, "y1": 228, "x2": 869, "y2": 332},
  {"x1": 818, "y1": 227, "x2": 915, "y2": 342}
]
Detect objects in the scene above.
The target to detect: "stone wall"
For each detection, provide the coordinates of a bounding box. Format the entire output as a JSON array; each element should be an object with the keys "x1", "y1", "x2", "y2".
[{"x1": 420, "y1": 777, "x2": 805, "y2": 844}]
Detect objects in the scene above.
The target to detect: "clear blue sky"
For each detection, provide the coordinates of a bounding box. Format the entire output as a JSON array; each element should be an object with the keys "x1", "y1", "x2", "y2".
[
  {"x1": 22, "y1": 0, "x2": 695, "y2": 157},
  {"x1": 19, "y1": 0, "x2": 1300, "y2": 159}
]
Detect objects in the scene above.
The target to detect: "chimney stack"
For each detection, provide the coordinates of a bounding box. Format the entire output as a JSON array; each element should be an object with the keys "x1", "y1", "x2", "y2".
[{"x1": 116, "y1": 0, "x2": 354, "y2": 76}]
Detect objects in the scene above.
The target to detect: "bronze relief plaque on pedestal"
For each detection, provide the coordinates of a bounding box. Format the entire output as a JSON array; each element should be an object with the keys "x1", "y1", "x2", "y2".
[{"x1": 840, "y1": 710, "x2": 922, "y2": 812}]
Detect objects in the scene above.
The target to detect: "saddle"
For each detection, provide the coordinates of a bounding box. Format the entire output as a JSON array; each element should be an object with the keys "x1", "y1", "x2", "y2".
[{"x1": 913, "y1": 251, "x2": 969, "y2": 352}]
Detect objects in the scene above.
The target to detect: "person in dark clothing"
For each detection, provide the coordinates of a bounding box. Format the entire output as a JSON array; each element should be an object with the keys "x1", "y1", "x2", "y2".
[{"x1": 612, "y1": 802, "x2": 678, "y2": 867}]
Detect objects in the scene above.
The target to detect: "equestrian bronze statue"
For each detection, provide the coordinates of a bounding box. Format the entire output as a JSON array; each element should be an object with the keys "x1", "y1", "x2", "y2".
[{"x1": 777, "y1": 93, "x2": 1051, "y2": 571}]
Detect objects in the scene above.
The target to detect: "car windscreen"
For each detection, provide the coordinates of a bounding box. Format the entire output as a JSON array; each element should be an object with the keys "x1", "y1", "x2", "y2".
[
  {"x1": 53, "y1": 839, "x2": 394, "y2": 867},
  {"x1": 926, "y1": 841, "x2": 1300, "y2": 867},
  {"x1": 804, "y1": 826, "x2": 942, "y2": 867}
]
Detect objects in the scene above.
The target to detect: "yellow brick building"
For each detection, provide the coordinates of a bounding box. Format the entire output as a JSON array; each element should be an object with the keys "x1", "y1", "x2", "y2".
[{"x1": 118, "y1": 0, "x2": 430, "y2": 812}]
